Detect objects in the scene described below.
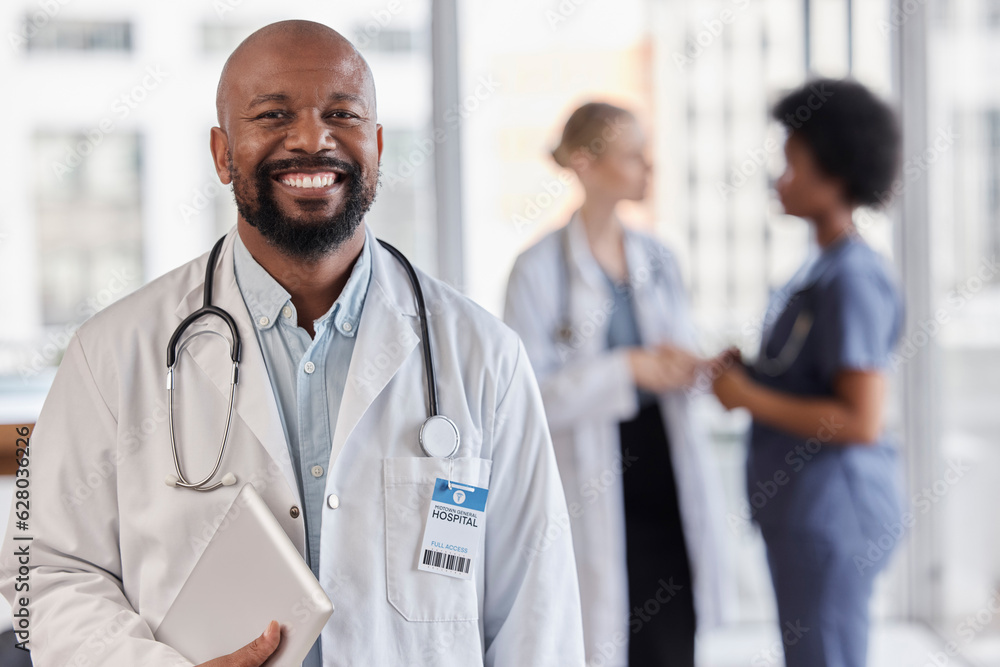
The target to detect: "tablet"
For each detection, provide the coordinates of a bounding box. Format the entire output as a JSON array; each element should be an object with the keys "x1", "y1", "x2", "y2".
[{"x1": 154, "y1": 483, "x2": 333, "y2": 666}]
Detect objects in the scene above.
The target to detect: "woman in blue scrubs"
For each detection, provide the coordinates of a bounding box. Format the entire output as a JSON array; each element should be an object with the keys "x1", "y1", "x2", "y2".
[{"x1": 711, "y1": 79, "x2": 904, "y2": 667}]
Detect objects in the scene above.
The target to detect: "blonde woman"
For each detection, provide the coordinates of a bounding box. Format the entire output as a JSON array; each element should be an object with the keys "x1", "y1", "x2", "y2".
[{"x1": 504, "y1": 103, "x2": 730, "y2": 667}]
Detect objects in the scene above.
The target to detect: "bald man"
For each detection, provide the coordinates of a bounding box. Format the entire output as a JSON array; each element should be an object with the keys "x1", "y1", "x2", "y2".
[{"x1": 0, "y1": 21, "x2": 585, "y2": 667}]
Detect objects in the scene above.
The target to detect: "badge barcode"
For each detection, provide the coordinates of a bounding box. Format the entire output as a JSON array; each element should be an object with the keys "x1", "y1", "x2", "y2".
[{"x1": 422, "y1": 548, "x2": 471, "y2": 574}]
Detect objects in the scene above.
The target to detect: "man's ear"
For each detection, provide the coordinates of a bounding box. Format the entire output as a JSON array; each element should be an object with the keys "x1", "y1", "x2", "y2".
[
  {"x1": 209, "y1": 127, "x2": 232, "y2": 185},
  {"x1": 376, "y1": 123, "x2": 384, "y2": 164}
]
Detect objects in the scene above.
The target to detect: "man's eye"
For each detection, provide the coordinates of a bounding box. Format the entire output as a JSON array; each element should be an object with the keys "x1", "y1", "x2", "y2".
[
  {"x1": 328, "y1": 111, "x2": 357, "y2": 120},
  {"x1": 256, "y1": 110, "x2": 288, "y2": 120}
]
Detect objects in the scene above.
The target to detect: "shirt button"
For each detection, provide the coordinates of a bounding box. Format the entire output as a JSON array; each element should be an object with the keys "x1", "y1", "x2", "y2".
[
  {"x1": 304, "y1": 361, "x2": 316, "y2": 374},
  {"x1": 289, "y1": 505, "x2": 300, "y2": 519},
  {"x1": 342, "y1": 321, "x2": 353, "y2": 333},
  {"x1": 258, "y1": 316, "x2": 269, "y2": 327},
  {"x1": 311, "y1": 465, "x2": 324, "y2": 478},
  {"x1": 327, "y1": 494, "x2": 340, "y2": 510},
  {"x1": 282, "y1": 305, "x2": 292, "y2": 319}
]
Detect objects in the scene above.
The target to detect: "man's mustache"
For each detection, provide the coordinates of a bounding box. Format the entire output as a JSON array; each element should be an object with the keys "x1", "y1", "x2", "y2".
[{"x1": 256, "y1": 157, "x2": 360, "y2": 180}]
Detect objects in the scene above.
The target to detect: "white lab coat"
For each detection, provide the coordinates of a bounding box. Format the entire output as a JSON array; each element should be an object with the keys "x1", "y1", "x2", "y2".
[
  {"x1": 504, "y1": 214, "x2": 732, "y2": 666},
  {"x1": 0, "y1": 226, "x2": 585, "y2": 667}
]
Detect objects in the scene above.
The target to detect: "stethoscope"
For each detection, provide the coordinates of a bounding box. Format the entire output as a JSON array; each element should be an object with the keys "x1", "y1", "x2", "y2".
[
  {"x1": 752, "y1": 300, "x2": 814, "y2": 377},
  {"x1": 555, "y1": 219, "x2": 667, "y2": 345},
  {"x1": 555, "y1": 224, "x2": 576, "y2": 344},
  {"x1": 164, "y1": 235, "x2": 460, "y2": 492},
  {"x1": 753, "y1": 239, "x2": 850, "y2": 377}
]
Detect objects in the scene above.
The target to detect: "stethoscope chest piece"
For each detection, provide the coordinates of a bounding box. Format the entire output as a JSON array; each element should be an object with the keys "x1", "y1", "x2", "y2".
[{"x1": 419, "y1": 414, "x2": 461, "y2": 459}]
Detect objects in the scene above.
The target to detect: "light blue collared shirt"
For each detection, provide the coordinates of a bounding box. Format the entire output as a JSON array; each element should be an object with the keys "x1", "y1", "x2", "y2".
[{"x1": 233, "y1": 230, "x2": 372, "y2": 667}]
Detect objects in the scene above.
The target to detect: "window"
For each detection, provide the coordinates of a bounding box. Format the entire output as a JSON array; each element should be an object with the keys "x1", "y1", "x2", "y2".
[
  {"x1": 928, "y1": 3, "x2": 1000, "y2": 660},
  {"x1": 200, "y1": 24, "x2": 255, "y2": 55},
  {"x1": 25, "y1": 20, "x2": 132, "y2": 53},
  {"x1": 986, "y1": 0, "x2": 1000, "y2": 27},
  {"x1": 351, "y1": 27, "x2": 417, "y2": 53},
  {"x1": 986, "y1": 110, "x2": 1000, "y2": 262},
  {"x1": 33, "y1": 132, "x2": 143, "y2": 326}
]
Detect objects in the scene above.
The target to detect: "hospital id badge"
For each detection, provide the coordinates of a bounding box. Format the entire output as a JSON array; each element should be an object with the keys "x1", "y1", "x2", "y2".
[{"x1": 418, "y1": 478, "x2": 489, "y2": 580}]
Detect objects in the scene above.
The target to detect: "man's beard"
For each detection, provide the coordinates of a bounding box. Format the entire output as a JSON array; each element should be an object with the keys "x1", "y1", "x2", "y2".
[{"x1": 229, "y1": 154, "x2": 378, "y2": 262}]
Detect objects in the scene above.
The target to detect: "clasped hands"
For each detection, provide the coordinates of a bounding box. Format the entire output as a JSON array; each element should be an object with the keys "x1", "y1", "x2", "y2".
[{"x1": 627, "y1": 344, "x2": 754, "y2": 410}]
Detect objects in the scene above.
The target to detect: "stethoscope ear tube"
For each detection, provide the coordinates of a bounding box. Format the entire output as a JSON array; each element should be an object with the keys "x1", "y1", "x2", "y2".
[
  {"x1": 377, "y1": 240, "x2": 462, "y2": 460},
  {"x1": 377, "y1": 239, "x2": 440, "y2": 418}
]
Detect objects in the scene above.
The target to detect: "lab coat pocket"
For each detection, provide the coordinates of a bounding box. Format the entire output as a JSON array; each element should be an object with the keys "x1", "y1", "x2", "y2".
[{"x1": 383, "y1": 456, "x2": 492, "y2": 622}]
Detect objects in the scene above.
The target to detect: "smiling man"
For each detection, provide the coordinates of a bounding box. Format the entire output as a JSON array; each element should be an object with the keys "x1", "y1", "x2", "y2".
[{"x1": 0, "y1": 20, "x2": 584, "y2": 667}]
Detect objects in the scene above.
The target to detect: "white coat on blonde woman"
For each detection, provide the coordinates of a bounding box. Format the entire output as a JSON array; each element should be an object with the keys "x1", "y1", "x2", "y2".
[{"x1": 504, "y1": 211, "x2": 732, "y2": 665}]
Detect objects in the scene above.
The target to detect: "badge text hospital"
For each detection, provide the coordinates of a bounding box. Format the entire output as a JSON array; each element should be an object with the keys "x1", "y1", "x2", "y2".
[{"x1": 418, "y1": 478, "x2": 489, "y2": 580}]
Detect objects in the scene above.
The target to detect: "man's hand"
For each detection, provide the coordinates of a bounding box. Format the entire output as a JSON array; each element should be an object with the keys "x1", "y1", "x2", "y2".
[
  {"x1": 196, "y1": 620, "x2": 281, "y2": 667},
  {"x1": 628, "y1": 345, "x2": 699, "y2": 393}
]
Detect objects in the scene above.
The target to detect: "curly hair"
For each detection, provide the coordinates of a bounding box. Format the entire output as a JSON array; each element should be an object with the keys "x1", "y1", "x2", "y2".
[{"x1": 773, "y1": 79, "x2": 901, "y2": 208}]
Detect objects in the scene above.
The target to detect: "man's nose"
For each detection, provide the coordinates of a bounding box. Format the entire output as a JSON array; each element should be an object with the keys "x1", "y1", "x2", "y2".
[{"x1": 284, "y1": 111, "x2": 337, "y2": 153}]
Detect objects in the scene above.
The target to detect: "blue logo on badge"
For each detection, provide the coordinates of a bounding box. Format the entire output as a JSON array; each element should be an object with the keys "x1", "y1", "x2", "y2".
[{"x1": 432, "y1": 478, "x2": 489, "y2": 512}]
